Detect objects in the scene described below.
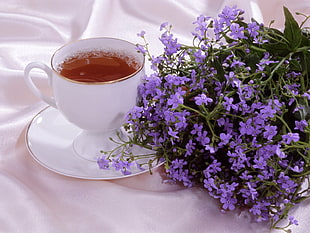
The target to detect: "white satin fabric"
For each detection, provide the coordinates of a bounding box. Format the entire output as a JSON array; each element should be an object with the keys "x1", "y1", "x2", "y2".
[{"x1": 1, "y1": 1, "x2": 310, "y2": 233}]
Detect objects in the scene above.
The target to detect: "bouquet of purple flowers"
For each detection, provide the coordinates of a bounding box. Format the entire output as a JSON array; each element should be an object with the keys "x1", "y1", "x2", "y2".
[{"x1": 99, "y1": 6, "x2": 310, "y2": 232}]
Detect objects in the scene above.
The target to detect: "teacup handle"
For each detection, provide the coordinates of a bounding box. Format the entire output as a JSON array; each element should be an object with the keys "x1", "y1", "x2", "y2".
[{"x1": 24, "y1": 62, "x2": 57, "y2": 108}]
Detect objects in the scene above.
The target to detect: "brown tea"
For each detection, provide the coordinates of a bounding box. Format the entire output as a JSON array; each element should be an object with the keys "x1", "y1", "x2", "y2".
[{"x1": 58, "y1": 51, "x2": 139, "y2": 82}]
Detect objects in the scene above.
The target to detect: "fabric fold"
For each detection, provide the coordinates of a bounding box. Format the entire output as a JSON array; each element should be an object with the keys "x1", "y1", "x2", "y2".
[{"x1": 0, "y1": 1, "x2": 310, "y2": 232}]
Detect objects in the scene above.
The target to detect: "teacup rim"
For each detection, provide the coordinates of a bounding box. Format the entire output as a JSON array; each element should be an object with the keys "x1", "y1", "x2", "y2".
[{"x1": 51, "y1": 37, "x2": 145, "y2": 85}]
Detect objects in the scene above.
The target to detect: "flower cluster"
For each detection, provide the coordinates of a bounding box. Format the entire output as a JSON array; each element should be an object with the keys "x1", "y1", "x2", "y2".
[{"x1": 99, "y1": 6, "x2": 310, "y2": 232}]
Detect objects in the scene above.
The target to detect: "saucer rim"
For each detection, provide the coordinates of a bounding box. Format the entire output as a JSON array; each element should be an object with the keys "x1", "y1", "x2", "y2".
[{"x1": 25, "y1": 106, "x2": 162, "y2": 180}]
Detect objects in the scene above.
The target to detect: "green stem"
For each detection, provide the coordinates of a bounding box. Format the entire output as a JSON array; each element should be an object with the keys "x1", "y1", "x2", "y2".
[
  {"x1": 179, "y1": 104, "x2": 208, "y2": 119},
  {"x1": 261, "y1": 55, "x2": 289, "y2": 85},
  {"x1": 275, "y1": 115, "x2": 292, "y2": 133}
]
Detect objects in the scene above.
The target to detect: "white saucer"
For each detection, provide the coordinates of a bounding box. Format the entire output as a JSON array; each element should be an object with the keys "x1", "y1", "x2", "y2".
[{"x1": 25, "y1": 107, "x2": 161, "y2": 180}]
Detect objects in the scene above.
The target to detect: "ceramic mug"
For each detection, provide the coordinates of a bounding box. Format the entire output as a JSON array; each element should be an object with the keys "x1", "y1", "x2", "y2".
[{"x1": 24, "y1": 37, "x2": 145, "y2": 161}]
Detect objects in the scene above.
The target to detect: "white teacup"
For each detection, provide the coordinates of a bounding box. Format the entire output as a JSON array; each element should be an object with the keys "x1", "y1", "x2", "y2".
[{"x1": 24, "y1": 37, "x2": 145, "y2": 161}]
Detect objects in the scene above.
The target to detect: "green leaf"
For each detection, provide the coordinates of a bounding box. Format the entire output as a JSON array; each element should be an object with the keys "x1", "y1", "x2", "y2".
[
  {"x1": 289, "y1": 59, "x2": 302, "y2": 71},
  {"x1": 244, "y1": 52, "x2": 261, "y2": 72},
  {"x1": 262, "y1": 41, "x2": 290, "y2": 56},
  {"x1": 300, "y1": 51, "x2": 310, "y2": 78},
  {"x1": 213, "y1": 58, "x2": 225, "y2": 82},
  {"x1": 261, "y1": 27, "x2": 291, "y2": 56},
  {"x1": 283, "y1": 6, "x2": 302, "y2": 50},
  {"x1": 301, "y1": 33, "x2": 310, "y2": 47}
]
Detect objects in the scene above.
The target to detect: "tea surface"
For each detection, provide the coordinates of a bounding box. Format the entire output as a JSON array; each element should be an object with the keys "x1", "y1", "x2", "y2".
[{"x1": 58, "y1": 51, "x2": 138, "y2": 82}]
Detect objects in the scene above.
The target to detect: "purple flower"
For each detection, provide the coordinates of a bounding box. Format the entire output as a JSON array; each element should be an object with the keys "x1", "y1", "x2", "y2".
[
  {"x1": 136, "y1": 162, "x2": 146, "y2": 171},
  {"x1": 277, "y1": 172, "x2": 298, "y2": 193},
  {"x1": 167, "y1": 159, "x2": 193, "y2": 187},
  {"x1": 293, "y1": 106, "x2": 305, "y2": 114},
  {"x1": 174, "y1": 111, "x2": 189, "y2": 130},
  {"x1": 253, "y1": 114, "x2": 265, "y2": 126},
  {"x1": 238, "y1": 83, "x2": 254, "y2": 100},
  {"x1": 164, "y1": 110, "x2": 176, "y2": 123},
  {"x1": 229, "y1": 23, "x2": 246, "y2": 39},
  {"x1": 289, "y1": 216, "x2": 299, "y2": 226},
  {"x1": 282, "y1": 133, "x2": 300, "y2": 144},
  {"x1": 217, "y1": 118, "x2": 225, "y2": 127},
  {"x1": 288, "y1": 98, "x2": 295, "y2": 106},
  {"x1": 222, "y1": 96, "x2": 238, "y2": 112},
  {"x1": 230, "y1": 156, "x2": 247, "y2": 171},
  {"x1": 127, "y1": 7, "x2": 310, "y2": 230},
  {"x1": 112, "y1": 159, "x2": 134, "y2": 175},
  {"x1": 193, "y1": 15, "x2": 210, "y2": 39},
  {"x1": 218, "y1": 6, "x2": 239, "y2": 26},
  {"x1": 204, "y1": 160, "x2": 222, "y2": 175},
  {"x1": 194, "y1": 93, "x2": 213, "y2": 106},
  {"x1": 111, "y1": 160, "x2": 124, "y2": 170},
  {"x1": 302, "y1": 91, "x2": 310, "y2": 100},
  {"x1": 256, "y1": 53, "x2": 277, "y2": 71},
  {"x1": 294, "y1": 120, "x2": 308, "y2": 132},
  {"x1": 137, "y1": 30, "x2": 146, "y2": 37},
  {"x1": 239, "y1": 118, "x2": 255, "y2": 135},
  {"x1": 290, "y1": 164, "x2": 304, "y2": 173},
  {"x1": 196, "y1": 130, "x2": 210, "y2": 146},
  {"x1": 205, "y1": 145, "x2": 216, "y2": 153},
  {"x1": 127, "y1": 106, "x2": 143, "y2": 121},
  {"x1": 224, "y1": 71, "x2": 236, "y2": 82},
  {"x1": 263, "y1": 125, "x2": 277, "y2": 140},
  {"x1": 203, "y1": 177, "x2": 218, "y2": 191},
  {"x1": 193, "y1": 49, "x2": 207, "y2": 63},
  {"x1": 217, "y1": 117, "x2": 233, "y2": 133},
  {"x1": 247, "y1": 22, "x2": 260, "y2": 38},
  {"x1": 139, "y1": 74, "x2": 162, "y2": 96},
  {"x1": 97, "y1": 156, "x2": 110, "y2": 169},
  {"x1": 160, "y1": 22, "x2": 169, "y2": 31},
  {"x1": 213, "y1": 19, "x2": 223, "y2": 39},
  {"x1": 287, "y1": 71, "x2": 302, "y2": 78},
  {"x1": 167, "y1": 92, "x2": 184, "y2": 109},
  {"x1": 171, "y1": 159, "x2": 187, "y2": 169},
  {"x1": 164, "y1": 75, "x2": 190, "y2": 87},
  {"x1": 190, "y1": 123, "x2": 203, "y2": 135},
  {"x1": 220, "y1": 195, "x2": 238, "y2": 210},
  {"x1": 136, "y1": 44, "x2": 147, "y2": 54},
  {"x1": 219, "y1": 133, "x2": 232, "y2": 146},
  {"x1": 168, "y1": 127, "x2": 179, "y2": 139},
  {"x1": 160, "y1": 31, "x2": 181, "y2": 55},
  {"x1": 240, "y1": 171, "x2": 252, "y2": 180},
  {"x1": 284, "y1": 84, "x2": 300, "y2": 95},
  {"x1": 275, "y1": 145, "x2": 287, "y2": 159},
  {"x1": 218, "y1": 182, "x2": 238, "y2": 196},
  {"x1": 150, "y1": 55, "x2": 164, "y2": 71},
  {"x1": 231, "y1": 59, "x2": 245, "y2": 67},
  {"x1": 253, "y1": 156, "x2": 267, "y2": 170},
  {"x1": 245, "y1": 182, "x2": 258, "y2": 200},
  {"x1": 249, "y1": 202, "x2": 269, "y2": 217},
  {"x1": 185, "y1": 140, "x2": 196, "y2": 157},
  {"x1": 260, "y1": 105, "x2": 277, "y2": 119}
]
